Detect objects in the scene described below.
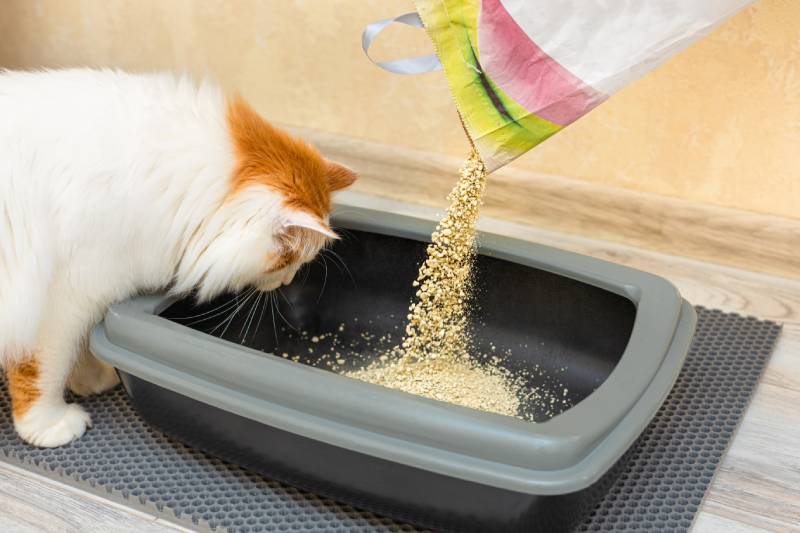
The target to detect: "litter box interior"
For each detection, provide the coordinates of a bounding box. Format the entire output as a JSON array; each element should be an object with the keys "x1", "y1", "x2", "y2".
[{"x1": 161, "y1": 229, "x2": 636, "y2": 423}]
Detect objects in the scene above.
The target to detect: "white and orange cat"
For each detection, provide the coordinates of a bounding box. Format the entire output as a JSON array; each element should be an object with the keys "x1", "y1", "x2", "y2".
[{"x1": 0, "y1": 69, "x2": 355, "y2": 447}]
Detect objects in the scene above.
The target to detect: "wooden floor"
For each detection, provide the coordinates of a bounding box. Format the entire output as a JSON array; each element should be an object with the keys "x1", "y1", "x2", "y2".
[{"x1": 0, "y1": 192, "x2": 797, "y2": 532}]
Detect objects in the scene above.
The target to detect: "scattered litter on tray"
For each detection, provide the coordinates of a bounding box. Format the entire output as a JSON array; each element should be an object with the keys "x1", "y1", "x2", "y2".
[
  {"x1": 272, "y1": 151, "x2": 572, "y2": 421},
  {"x1": 277, "y1": 322, "x2": 571, "y2": 421},
  {"x1": 347, "y1": 349, "x2": 525, "y2": 418}
]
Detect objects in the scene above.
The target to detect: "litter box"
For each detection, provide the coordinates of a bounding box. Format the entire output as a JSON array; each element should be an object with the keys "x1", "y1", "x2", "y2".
[{"x1": 90, "y1": 202, "x2": 696, "y2": 533}]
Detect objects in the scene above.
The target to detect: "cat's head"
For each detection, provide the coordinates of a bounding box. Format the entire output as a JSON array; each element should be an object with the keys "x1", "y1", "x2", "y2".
[{"x1": 175, "y1": 95, "x2": 356, "y2": 300}]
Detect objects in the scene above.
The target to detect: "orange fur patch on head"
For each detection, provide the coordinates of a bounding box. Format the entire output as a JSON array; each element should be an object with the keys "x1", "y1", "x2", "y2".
[
  {"x1": 7, "y1": 356, "x2": 40, "y2": 419},
  {"x1": 226, "y1": 95, "x2": 356, "y2": 219}
]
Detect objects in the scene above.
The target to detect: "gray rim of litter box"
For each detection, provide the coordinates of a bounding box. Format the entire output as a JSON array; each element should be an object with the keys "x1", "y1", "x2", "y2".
[{"x1": 90, "y1": 202, "x2": 696, "y2": 496}]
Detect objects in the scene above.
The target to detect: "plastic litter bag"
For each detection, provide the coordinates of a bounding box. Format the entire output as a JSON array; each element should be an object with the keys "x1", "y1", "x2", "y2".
[{"x1": 369, "y1": 1, "x2": 753, "y2": 172}]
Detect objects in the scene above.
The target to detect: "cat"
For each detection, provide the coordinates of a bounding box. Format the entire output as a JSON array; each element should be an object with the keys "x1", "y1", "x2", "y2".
[{"x1": 0, "y1": 68, "x2": 356, "y2": 447}]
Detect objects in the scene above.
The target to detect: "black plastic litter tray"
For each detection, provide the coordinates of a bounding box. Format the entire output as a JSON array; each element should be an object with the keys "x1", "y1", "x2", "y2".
[{"x1": 90, "y1": 204, "x2": 696, "y2": 532}]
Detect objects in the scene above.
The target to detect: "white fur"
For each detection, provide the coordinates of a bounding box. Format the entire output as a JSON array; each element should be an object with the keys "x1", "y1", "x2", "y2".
[{"x1": 0, "y1": 69, "x2": 327, "y2": 446}]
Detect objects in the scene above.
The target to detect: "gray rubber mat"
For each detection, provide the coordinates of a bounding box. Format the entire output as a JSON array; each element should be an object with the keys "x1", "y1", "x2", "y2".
[{"x1": 0, "y1": 307, "x2": 781, "y2": 532}]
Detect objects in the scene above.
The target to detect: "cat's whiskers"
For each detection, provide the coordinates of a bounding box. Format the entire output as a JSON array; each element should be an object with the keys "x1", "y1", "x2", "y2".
[
  {"x1": 277, "y1": 287, "x2": 297, "y2": 313},
  {"x1": 316, "y1": 254, "x2": 329, "y2": 303},
  {"x1": 332, "y1": 226, "x2": 356, "y2": 243},
  {"x1": 251, "y1": 290, "x2": 269, "y2": 344},
  {"x1": 270, "y1": 289, "x2": 296, "y2": 331},
  {"x1": 268, "y1": 291, "x2": 279, "y2": 347},
  {"x1": 211, "y1": 287, "x2": 257, "y2": 338},
  {"x1": 239, "y1": 290, "x2": 263, "y2": 341},
  {"x1": 299, "y1": 262, "x2": 311, "y2": 286},
  {"x1": 181, "y1": 293, "x2": 243, "y2": 325},
  {"x1": 321, "y1": 248, "x2": 356, "y2": 288}
]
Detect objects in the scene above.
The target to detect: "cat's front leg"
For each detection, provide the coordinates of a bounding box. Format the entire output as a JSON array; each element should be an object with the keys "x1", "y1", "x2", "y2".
[
  {"x1": 8, "y1": 293, "x2": 96, "y2": 447},
  {"x1": 67, "y1": 344, "x2": 120, "y2": 397},
  {"x1": 7, "y1": 356, "x2": 91, "y2": 447}
]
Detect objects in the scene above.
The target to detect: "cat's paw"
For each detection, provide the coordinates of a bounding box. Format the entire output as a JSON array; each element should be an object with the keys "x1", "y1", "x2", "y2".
[
  {"x1": 67, "y1": 360, "x2": 120, "y2": 397},
  {"x1": 14, "y1": 402, "x2": 92, "y2": 447}
]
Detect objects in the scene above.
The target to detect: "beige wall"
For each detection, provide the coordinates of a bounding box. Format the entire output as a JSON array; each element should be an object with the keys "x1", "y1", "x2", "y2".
[{"x1": 1, "y1": 0, "x2": 797, "y2": 219}]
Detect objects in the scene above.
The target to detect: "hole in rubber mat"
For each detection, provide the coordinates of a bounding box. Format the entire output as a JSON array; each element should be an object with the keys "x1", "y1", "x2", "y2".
[{"x1": 162, "y1": 229, "x2": 636, "y2": 422}]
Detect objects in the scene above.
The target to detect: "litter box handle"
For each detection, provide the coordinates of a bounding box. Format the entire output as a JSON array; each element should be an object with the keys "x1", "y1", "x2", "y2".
[{"x1": 362, "y1": 12, "x2": 442, "y2": 75}]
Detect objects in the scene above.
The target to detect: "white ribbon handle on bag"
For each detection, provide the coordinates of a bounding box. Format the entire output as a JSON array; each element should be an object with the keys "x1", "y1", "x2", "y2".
[{"x1": 361, "y1": 12, "x2": 442, "y2": 75}]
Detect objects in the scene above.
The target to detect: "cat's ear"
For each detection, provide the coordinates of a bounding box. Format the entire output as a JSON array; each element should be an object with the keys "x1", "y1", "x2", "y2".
[
  {"x1": 326, "y1": 161, "x2": 357, "y2": 192},
  {"x1": 283, "y1": 210, "x2": 338, "y2": 239}
]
